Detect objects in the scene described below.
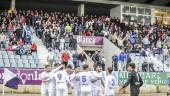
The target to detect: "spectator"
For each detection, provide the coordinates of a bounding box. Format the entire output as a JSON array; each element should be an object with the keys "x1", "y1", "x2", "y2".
[
  {"x1": 61, "y1": 49, "x2": 70, "y2": 68},
  {"x1": 78, "y1": 52, "x2": 87, "y2": 70},
  {"x1": 30, "y1": 43, "x2": 37, "y2": 53},
  {"x1": 47, "y1": 48, "x2": 54, "y2": 69},
  {"x1": 64, "y1": 34, "x2": 70, "y2": 49},
  {"x1": 142, "y1": 36, "x2": 150, "y2": 49},
  {"x1": 65, "y1": 23, "x2": 71, "y2": 33},
  {"x1": 60, "y1": 36, "x2": 65, "y2": 51},
  {"x1": 69, "y1": 35, "x2": 77, "y2": 50},
  {"x1": 6, "y1": 43, "x2": 13, "y2": 51},
  {"x1": 72, "y1": 51, "x2": 79, "y2": 68},
  {"x1": 91, "y1": 50, "x2": 101, "y2": 64}
]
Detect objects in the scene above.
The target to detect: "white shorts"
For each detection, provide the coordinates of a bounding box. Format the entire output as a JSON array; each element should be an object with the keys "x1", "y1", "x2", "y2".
[
  {"x1": 48, "y1": 88, "x2": 56, "y2": 96},
  {"x1": 80, "y1": 85, "x2": 92, "y2": 96}
]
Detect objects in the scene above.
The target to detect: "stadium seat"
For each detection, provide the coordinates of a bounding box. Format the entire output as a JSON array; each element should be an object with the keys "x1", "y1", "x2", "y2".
[
  {"x1": 7, "y1": 51, "x2": 14, "y2": 55},
  {"x1": 30, "y1": 59, "x2": 36, "y2": 68},
  {"x1": 21, "y1": 55, "x2": 27, "y2": 60},
  {"x1": 38, "y1": 63, "x2": 43, "y2": 68},
  {"x1": 17, "y1": 59, "x2": 24, "y2": 68},
  {"x1": 8, "y1": 53, "x2": 15, "y2": 59},
  {"x1": 10, "y1": 59, "x2": 17, "y2": 67},
  {"x1": 23, "y1": 59, "x2": 30, "y2": 68},
  {"x1": 15, "y1": 55, "x2": 21, "y2": 60},
  {"x1": 0, "y1": 58, "x2": 4, "y2": 67},
  {"x1": 2, "y1": 52, "x2": 9, "y2": 59},
  {"x1": 0, "y1": 53, "x2": 4, "y2": 67},
  {"x1": 4, "y1": 59, "x2": 11, "y2": 67}
]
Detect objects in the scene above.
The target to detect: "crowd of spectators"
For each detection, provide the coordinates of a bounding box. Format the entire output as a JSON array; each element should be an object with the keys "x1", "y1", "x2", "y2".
[
  {"x1": 111, "y1": 22, "x2": 170, "y2": 71},
  {"x1": 0, "y1": 9, "x2": 37, "y2": 55},
  {"x1": 1, "y1": 9, "x2": 170, "y2": 71}
]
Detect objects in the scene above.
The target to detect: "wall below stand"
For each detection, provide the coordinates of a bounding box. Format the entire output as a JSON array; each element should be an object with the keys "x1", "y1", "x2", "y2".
[{"x1": 0, "y1": 85, "x2": 168, "y2": 94}]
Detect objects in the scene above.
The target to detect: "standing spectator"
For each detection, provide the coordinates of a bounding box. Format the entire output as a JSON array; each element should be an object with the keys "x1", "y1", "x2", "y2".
[
  {"x1": 78, "y1": 52, "x2": 87, "y2": 70},
  {"x1": 55, "y1": 35, "x2": 60, "y2": 50},
  {"x1": 60, "y1": 36, "x2": 65, "y2": 51},
  {"x1": 64, "y1": 34, "x2": 70, "y2": 49},
  {"x1": 129, "y1": 32, "x2": 137, "y2": 49},
  {"x1": 47, "y1": 48, "x2": 54, "y2": 69},
  {"x1": 61, "y1": 49, "x2": 70, "y2": 68},
  {"x1": 44, "y1": 30, "x2": 51, "y2": 48},
  {"x1": 163, "y1": 46, "x2": 169, "y2": 62},
  {"x1": 72, "y1": 51, "x2": 79, "y2": 68},
  {"x1": 65, "y1": 23, "x2": 71, "y2": 33},
  {"x1": 69, "y1": 35, "x2": 77, "y2": 50},
  {"x1": 91, "y1": 51, "x2": 101, "y2": 64},
  {"x1": 142, "y1": 36, "x2": 150, "y2": 49},
  {"x1": 118, "y1": 52, "x2": 128, "y2": 71}
]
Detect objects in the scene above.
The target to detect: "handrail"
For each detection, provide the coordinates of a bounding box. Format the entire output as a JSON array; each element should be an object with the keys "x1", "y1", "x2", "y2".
[{"x1": 77, "y1": 45, "x2": 94, "y2": 70}]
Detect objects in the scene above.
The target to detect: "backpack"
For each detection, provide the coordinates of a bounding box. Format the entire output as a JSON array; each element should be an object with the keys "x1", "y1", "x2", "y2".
[{"x1": 135, "y1": 73, "x2": 143, "y2": 87}]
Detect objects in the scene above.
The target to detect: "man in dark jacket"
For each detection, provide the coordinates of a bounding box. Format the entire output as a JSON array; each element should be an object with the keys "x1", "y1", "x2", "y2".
[{"x1": 120, "y1": 63, "x2": 143, "y2": 96}]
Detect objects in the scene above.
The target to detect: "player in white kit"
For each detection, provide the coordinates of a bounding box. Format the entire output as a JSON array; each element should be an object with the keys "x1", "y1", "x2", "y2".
[
  {"x1": 48, "y1": 63, "x2": 62, "y2": 96},
  {"x1": 54, "y1": 64, "x2": 69, "y2": 96},
  {"x1": 79, "y1": 64, "x2": 93, "y2": 96},
  {"x1": 40, "y1": 65, "x2": 51, "y2": 96},
  {"x1": 105, "y1": 67, "x2": 116, "y2": 96},
  {"x1": 92, "y1": 64, "x2": 105, "y2": 96},
  {"x1": 71, "y1": 66, "x2": 81, "y2": 96}
]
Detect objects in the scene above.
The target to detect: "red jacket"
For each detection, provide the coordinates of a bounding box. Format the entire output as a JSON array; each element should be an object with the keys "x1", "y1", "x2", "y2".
[
  {"x1": 31, "y1": 44, "x2": 37, "y2": 51},
  {"x1": 61, "y1": 52, "x2": 70, "y2": 62}
]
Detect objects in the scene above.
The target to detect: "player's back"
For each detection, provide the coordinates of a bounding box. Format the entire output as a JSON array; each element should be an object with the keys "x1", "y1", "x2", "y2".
[
  {"x1": 105, "y1": 75, "x2": 116, "y2": 96},
  {"x1": 55, "y1": 70, "x2": 68, "y2": 89},
  {"x1": 79, "y1": 71, "x2": 92, "y2": 86},
  {"x1": 79, "y1": 71, "x2": 93, "y2": 96},
  {"x1": 40, "y1": 71, "x2": 50, "y2": 86}
]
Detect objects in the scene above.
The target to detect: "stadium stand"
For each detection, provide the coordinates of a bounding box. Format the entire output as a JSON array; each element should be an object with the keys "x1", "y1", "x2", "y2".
[{"x1": 0, "y1": 7, "x2": 170, "y2": 71}]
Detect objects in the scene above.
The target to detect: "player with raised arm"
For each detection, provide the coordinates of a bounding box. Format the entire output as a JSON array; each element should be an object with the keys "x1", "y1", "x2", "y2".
[
  {"x1": 48, "y1": 63, "x2": 62, "y2": 96},
  {"x1": 54, "y1": 64, "x2": 69, "y2": 96},
  {"x1": 105, "y1": 67, "x2": 116, "y2": 96},
  {"x1": 40, "y1": 64, "x2": 51, "y2": 96}
]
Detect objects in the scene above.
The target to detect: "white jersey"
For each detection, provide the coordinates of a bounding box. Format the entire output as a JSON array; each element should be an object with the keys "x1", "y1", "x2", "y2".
[
  {"x1": 49, "y1": 70, "x2": 56, "y2": 90},
  {"x1": 71, "y1": 72, "x2": 81, "y2": 96},
  {"x1": 92, "y1": 71, "x2": 103, "y2": 88},
  {"x1": 79, "y1": 71, "x2": 92, "y2": 86},
  {"x1": 79, "y1": 71, "x2": 93, "y2": 95},
  {"x1": 71, "y1": 72, "x2": 80, "y2": 88},
  {"x1": 40, "y1": 71, "x2": 50, "y2": 95},
  {"x1": 54, "y1": 70, "x2": 69, "y2": 89},
  {"x1": 105, "y1": 75, "x2": 116, "y2": 96},
  {"x1": 49, "y1": 65, "x2": 63, "y2": 90}
]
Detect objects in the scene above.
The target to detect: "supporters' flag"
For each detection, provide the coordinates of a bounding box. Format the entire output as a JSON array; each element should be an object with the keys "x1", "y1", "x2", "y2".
[{"x1": 3, "y1": 68, "x2": 20, "y2": 89}]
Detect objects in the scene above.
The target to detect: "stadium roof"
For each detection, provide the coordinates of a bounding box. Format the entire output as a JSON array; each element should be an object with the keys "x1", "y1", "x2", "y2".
[
  {"x1": 108, "y1": 0, "x2": 170, "y2": 6},
  {"x1": 73, "y1": 0, "x2": 170, "y2": 8}
]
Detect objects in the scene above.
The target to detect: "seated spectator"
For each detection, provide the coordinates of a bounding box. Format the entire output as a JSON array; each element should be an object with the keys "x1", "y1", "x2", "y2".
[
  {"x1": 17, "y1": 45, "x2": 26, "y2": 55},
  {"x1": 18, "y1": 38, "x2": 24, "y2": 46},
  {"x1": 30, "y1": 43, "x2": 37, "y2": 53},
  {"x1": 6, "y1": 43, "x2": 13, "y2": 51}
]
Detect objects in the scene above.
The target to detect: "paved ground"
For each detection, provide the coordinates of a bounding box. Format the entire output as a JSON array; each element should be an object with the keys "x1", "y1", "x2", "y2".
[{"x1": 0, "y1": 93, "x2": 167, "y2": 96}]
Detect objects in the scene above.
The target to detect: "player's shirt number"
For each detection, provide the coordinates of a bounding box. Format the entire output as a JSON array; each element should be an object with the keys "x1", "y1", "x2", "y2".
[{"x1": 57, "y1": 74, "x2": 62, "y2": 80}]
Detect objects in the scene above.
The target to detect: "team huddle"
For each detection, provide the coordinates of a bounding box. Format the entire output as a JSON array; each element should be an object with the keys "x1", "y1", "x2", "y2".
[{"x1": 40, "y1": 64, "x2": 116, "y2": 96}]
